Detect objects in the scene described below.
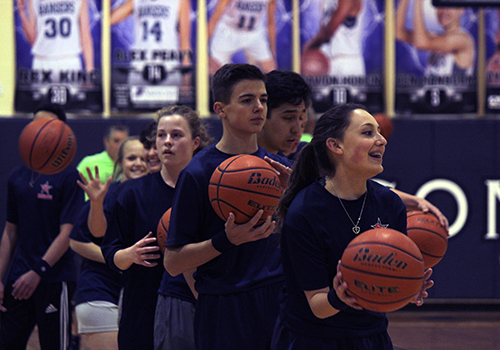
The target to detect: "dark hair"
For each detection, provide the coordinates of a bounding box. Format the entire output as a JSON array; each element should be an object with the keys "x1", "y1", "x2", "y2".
[
  {"x1": 276, "y1": 103, "x2": 366, "y2": 229},
  {"x1": 105, "y1": 124, "x2": 129, "y2": 140},
  {"x1": 155, "y1": 105, "x2": 213, "y2": 155},
  {"x1": 34, "y1": 103, "x2": 67, "y2": 122},
  {"x1": 265, "y1": 70, "x2": 312, "y2": 118},
  {"x1": 140, "y1": 120, "x2": 157, "y2": 150},
  {"x1": 112, "y1": 136, "x2": 141, "y2": 181},
  {"x1": 211, "y1": 63, "x2": 266, "y2": 104}
]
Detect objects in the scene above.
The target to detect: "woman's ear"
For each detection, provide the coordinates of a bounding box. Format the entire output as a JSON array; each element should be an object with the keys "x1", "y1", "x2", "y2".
[{"x1": 326, "y1": 137, "x2": 343, "y2": 155}]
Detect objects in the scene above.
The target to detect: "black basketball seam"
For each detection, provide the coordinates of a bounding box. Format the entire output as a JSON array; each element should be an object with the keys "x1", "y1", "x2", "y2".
[
  {"x1": 346, "y1": 241, "x2": 424, "y2": 262},
  {"x1": 347, "y1": 289, "x2": 419, "y2": 306},
  {"x1": 34, "y1": 121, "x2": 65, "y2": 172},
  {"x1": 420, "y1": 251, "x2": 445, "y2": 259},
  {"x1": 216, "y1": 166, "x2": 279, "y2": 174},
  {"x1": 209, "y1": 198, "x2": 252, "y2": 221},
  {"x1": 407, "y1": 227, "x2": 448, "y2": 243},
  {"x1": 340, "y1": 263, "x2": 424, "y2": 280},
  {"x1": 28, "y1": 118, "x2": 57, "y2": 170},
  {"x1": 208, "y1": 183, "x2": 281, "y2": 199}
]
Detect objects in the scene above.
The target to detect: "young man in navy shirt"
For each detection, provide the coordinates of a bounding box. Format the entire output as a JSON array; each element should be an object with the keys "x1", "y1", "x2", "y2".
[
  {"x1": 164, "y1": 63, "x2": 291, "y2": 350},
  {"x1": 0, "y1": 104, "x2": 84, "y2": 350}
]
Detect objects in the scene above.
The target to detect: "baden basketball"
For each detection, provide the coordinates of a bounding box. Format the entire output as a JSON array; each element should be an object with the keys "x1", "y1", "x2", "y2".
[
  {"x1": 209, "y1": 155, "x2": 283, "y2": 225},
  {"x1": 301, "y1": 49, "x2": 330, "y2": 76},
  {"x1": 157, "y1": 208, "x2": 171, "y2": 254},
  {"x1": 407, "y1": 211, "x2": 448, "y2": 268},
  {"x1": 340, "y1": 228, "x2": 425, "y2": 312},
  {"x1": 18, "y1": 117, "x2": 77, "y2": 175},
  {"x1": 374, "y1": 113, "x2": 394, "y2": 139}
]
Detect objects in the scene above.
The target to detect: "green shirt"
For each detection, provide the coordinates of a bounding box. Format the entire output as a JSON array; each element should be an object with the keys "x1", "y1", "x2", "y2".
[{"x1": 77, "y1": 150, "x2": 115, "y2": 184}]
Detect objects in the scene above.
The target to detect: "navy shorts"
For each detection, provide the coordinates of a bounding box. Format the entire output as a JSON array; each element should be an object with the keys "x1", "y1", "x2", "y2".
[
  {"x1": 271, "y1": 314, "x2": 394, "y2": 350},
  {"x1": 195, "y1": 282, "x2": 282, "y2": 350}
]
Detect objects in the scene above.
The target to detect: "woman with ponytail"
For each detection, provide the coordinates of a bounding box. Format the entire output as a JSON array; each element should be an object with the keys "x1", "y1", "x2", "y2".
[{"x1": 272, "y1": 104, "x2": 434, "y2": 350}]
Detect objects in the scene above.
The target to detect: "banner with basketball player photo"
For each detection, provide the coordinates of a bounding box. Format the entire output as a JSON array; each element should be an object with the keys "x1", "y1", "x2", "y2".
[
  {"x1": 110, "y1": 0, "x2": 196, "y2": 112},
  {"x1": 206, "y1": 0, "x2": 293, "y2": 111},
  {"x1": 14, "y1": 0, "x2": 103, "y2": 113},
  {"x1": 394, "y1": 0, "x2": 477, "y2": 115},
  {"x1": 299, "y1": 0, "x2": 385, "y2": 114},
  {"x1": 485, "y1": 8, "x2": 500, "y2": 114}
]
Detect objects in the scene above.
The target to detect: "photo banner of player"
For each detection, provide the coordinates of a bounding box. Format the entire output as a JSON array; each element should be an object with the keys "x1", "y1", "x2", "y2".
[
  {"x1": 110, "y1": 0, "x2": 196, "y2": 112},
  {"x1": 14, "y1": 0, "x2": 103, "y2": 112},
  {"x1": 395, "y1": 0, "x2": 477, "y2": 115},
  {"x1": 206, "y1": 0, "x2": 293, "y2": 111},
  {"x1": 299, "y1": 0, "x2": 385, "y2": 114},
  {"x1": 485, "y1": 8, "x2": 500, "y2": 114}
]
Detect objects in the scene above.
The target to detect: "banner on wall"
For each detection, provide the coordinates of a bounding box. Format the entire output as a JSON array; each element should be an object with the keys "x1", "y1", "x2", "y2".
[
  {"x1": 110, "y1": 0, "x2": 196, "y2": 112},
  {"x1": 206, "y1": 0, "x2": 292, "y2": 111},
  {"x1": 395, "y1": 0, "x2": 477, "y2": 115},
  {"x1": 299, "y1": 0, "x2": 384, "y2": 114},
  {"x1": 14, "y1": 0, "x2": 103, "y2": 113},
  {"x1": 485, "y1": 8, "x2": 500, "y2": 114}
]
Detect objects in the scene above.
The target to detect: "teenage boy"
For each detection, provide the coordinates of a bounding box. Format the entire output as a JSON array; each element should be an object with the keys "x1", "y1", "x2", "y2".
[
  {"x1": 164, "y1": 63, "x2": 291, "y2": 350},
  {"x1": 0, "y1": 105, "x2": 84, "y2": 350}
]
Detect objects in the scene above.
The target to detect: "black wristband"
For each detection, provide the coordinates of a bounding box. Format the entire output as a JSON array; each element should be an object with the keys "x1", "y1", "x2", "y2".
[
  {"x1": 32, "y1": 259, "x2": 51, "y2": 278},
  {"x1": 212, "y1": 231, "x2": 237, "y2": 253},
  {"x1": 327, "y1": 288, "x2": 349, "y2": 312}
]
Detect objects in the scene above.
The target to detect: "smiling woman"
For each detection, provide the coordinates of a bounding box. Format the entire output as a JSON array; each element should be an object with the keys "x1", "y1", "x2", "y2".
[{"x1": 272, "y1": 103, "x2": 434, "y2": 350}]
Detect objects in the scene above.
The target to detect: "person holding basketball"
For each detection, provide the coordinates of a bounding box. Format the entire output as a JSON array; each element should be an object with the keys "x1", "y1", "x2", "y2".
[
  {"x1": 163, "y1": 63, "x2": 291, "y2": 350},
  {"x1": 100, "y1": 106, "x2": 212, "y2": 350},
  {"x1": 69, "y1": 137, "x2": 148, "y2": 350},
  {"x1": 270, "y1": 103, "x2": 434, "y2": 350},
  {"x1": 0, "y1": 104, "x2": 84, "y2": 350}
]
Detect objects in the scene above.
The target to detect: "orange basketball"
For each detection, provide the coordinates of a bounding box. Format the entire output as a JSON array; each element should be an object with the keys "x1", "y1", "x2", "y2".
[
  {"x1": 209, "y1": 155, "x2": 283, "y2": 225},
  {"x1": 374, "y1": 113, "x2": 394, "y2": 139},
  {"x1": 340, "y1": 228, "x2": 425, "y2": 313},
  {"x1": 301, "y1": 49, "x2": 330, "y2": 76},
  {"x1": 407, "y1": 211, "x2": 448, "y2": 269},
  {"x1": 157, "y1": 208, "x2": 171, "y2": 254},
  {"x1": 18, "y1": 117, "x2": 77, "y2": 175}
]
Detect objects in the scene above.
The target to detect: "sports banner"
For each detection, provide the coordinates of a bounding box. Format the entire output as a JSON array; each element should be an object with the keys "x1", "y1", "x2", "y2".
[
  {"x1": 299, "y1": 0, "x2": 385, "y2": 114},
  {"x1": 485, "y1": 8, "x2": 500, "y2": 113},
  {"x1": 395, "y1": 0, "x2": 477, "y2": 115},
  {"x1": 110, "y1": 0, "x2": 196, "y2": 111},
  {"x1": 206, "y1": 0, "x2": 293, "y2": 111},
  {"x1": 14, "y1": 0, "x2": 103, "y2": 112}
]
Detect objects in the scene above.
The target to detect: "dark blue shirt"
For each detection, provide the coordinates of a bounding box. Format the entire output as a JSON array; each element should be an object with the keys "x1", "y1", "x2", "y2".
[
  {"x1": 70, "y1": 182, "x2": 123, "y2": 305},
  {"x1": 101, "y1": 172, "x2": 194, "y2": 350},
  {"x1": 167, "y1": 145, "x2": 292, "y2": 295},
  {"x1": 279, "y1": 178, "x2": 407, "y2": 339},
  {"x1": 6, "y1": 165, "x2": 84, "y2": 283}
]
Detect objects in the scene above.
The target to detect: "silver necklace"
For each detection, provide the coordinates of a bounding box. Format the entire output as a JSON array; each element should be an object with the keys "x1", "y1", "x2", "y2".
[{"x1": 328, "y1": 177, "x2": 367, "y2": 234}]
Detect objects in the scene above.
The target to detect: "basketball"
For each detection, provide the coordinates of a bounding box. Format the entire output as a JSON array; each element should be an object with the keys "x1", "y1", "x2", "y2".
[
  {"x1": 18, "y1": 117, "x2": 77, "y2": 175},
  {"x1": 407, "y1": 211, "x2": 448, "y2": 268},
  {"x1": 209, "y1": 155, "x2": 283, "y2": 225},
  {"x1": 301, "y1": 49, "x2": 330, "y2": 76},
  {"x1": 340, "y1": 228, "x2": 425, "y2": 313},
  {"x1": 374, "y1": 113, "x2": 394, "y2": 139},
  {"x1": 157, "y1": 208, "x2": 171, "y2": 254}
]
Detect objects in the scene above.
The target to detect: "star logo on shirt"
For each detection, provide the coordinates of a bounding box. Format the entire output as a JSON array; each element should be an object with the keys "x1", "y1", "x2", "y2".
[
  {"x1": 37, "y1": 181, "x2": 53, "y2": 200},
  {"x1": 371, "y1": 218, "x2": 389, "y2": 229}
]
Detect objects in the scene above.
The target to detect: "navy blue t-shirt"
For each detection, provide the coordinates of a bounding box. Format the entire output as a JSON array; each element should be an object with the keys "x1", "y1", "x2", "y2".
[
  {"x1": 166, "y1": 145, "x2": 292, "y2": 295},
  {"x1": 101, "y1": 172, "x2": 194, "y2": 350},
  {"x1": 279, "y1": 178, "x2": 407, "y2": 339},
  {"x1": 70, "y1": 182, "x2": 123, "y2": 306},
  {"x1": 6, "y1": 165, "x2": 84, "y2": 283}
]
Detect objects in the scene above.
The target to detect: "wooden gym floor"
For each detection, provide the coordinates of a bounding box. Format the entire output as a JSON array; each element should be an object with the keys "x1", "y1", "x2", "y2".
[{"x1": 25, "y1": 301, "x2": 500, "y2": 350}]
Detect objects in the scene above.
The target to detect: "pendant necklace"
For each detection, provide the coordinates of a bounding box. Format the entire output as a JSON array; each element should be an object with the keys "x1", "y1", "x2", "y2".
[{"x1": 328, "y1": 177, "x2": 367, "y2": 235}]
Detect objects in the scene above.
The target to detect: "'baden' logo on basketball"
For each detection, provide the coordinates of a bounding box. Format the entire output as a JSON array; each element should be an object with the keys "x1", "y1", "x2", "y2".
[
  {"x1": 247, "y1": 172, "x2": 281, "y2": 192},
  {"x1": 353, "y1": 248, "x2": 409, "y2": 271}
]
